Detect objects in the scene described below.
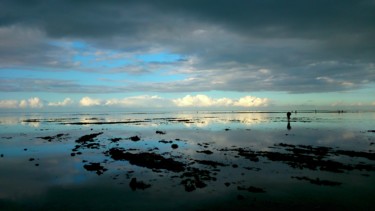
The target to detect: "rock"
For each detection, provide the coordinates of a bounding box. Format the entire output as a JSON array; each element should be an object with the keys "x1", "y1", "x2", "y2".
[
  {"x1": 76, "y1": 132, "x2": 103, "y2": 143},
  {"x1": 110, "y1": 138, "x2": 122, "y2": 143},
  {"x1": 195, "y1": 159, "x2": 226, "y2": 168},
  {"x1": 196, "y1": 150, "x2": 213, "y2": 155},
  {"x1": 129, "y1": 136, "x2": 141, "y2": 142},
  {"x1": 129, "y1": 178, "x2": 151, "y2": 191},
  {"x1": 180, "y1": 167, "x2": 216, "y2": 192},
  {"x1": 83, "y1": 162, "x2": 107, "y2": 175},
  {"x1": 237, "y1": 185, "x2": 265, "y2": 193},
  {"x1": 181, "y1": 179, "x2": 196, "y2": 192},
  {"x1": 159, "y1": 140, "x2": 173, "y2": 144},
  {"x1": 105, "y1": 148, "x2": 185, "y2": 172},
  {"x1": 156, "y1": 131, "x2": 166, "y2": 135},
  {"x1": 171, "y1": 144, "x2": 178, "y2": 149}
]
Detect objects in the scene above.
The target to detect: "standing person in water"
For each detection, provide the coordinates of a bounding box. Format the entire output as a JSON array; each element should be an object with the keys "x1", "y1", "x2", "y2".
[
  {"x1": 286, "y1": 112, "x2": 292, "y2": 130},
  {"x1": 287, "y1": 112, "x2": 291, "y2": 122}
]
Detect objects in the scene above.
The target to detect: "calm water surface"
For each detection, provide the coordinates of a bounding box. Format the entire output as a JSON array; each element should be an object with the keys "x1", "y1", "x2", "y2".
[{"x1": 0, "y1": 111, "x2": 374, "y2": 210}]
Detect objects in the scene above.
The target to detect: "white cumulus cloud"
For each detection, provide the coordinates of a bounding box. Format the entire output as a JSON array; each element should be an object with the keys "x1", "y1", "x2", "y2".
[
  {"x1": 19, "y1": 100, "x2": 28, "y2": 108},
  {"x1": 173, "y1": 95, "x2": 215, "y2": 107},
  {"x1": 28, "y1": 97, "x2": 44, "y2": 108},
  {"x1": 0, "y1": 100, "x2": 19, "y2": 108},
  {"x1": 173, "y1": 95, "x2": 269, "y2": 107},
  {"x1": 233, "y1": 96, "x2": 270, "y2": 107},
  {"x1": 105, "y1": 95, "x2": 170, "y2": 107},
  {"x1": 79, "y1": 97, "x2": 102, "y2": 107},
  {"x1": 48, "y1": 98, "x2": 73, "y2": 106},
  {"x1": 0, "y1": 97, "x2": 44, "y2": 109},
  {"x1": 18, "y1": 97, "x2": 44, "y2": 108}
]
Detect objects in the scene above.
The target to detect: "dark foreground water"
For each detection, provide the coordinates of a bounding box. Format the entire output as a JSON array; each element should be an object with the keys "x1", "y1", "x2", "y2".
[{"x1": 0, "y1": 111, "x2": 374, "y2": 210}]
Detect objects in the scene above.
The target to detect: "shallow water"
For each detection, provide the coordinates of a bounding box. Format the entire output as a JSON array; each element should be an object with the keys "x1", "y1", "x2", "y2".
[{"x1": 0, "y1": 111, "x2": 374, "y2": 210}]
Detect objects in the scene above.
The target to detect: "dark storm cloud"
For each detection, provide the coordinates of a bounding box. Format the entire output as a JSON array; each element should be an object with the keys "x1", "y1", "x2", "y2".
[{"x1": 1, "y1": 0, "x2": 374, "y2": 93}]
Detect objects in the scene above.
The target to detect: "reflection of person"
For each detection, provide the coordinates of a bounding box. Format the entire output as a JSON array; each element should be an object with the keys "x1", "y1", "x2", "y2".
[
  {"x1": 287, "y1": 122, "x2": 291, "y2": 130},
  {"x1": 287, "y1": 112, "x2": 291, "y2": 122}
]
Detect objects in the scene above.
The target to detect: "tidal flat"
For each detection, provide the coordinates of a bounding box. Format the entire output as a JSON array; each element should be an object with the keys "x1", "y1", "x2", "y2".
[{"x1": 0, "y1": 111, "x2": 374, "y2": 210}]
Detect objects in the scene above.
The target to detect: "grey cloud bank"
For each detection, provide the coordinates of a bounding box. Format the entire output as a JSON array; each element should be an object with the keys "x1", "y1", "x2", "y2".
[{"x1": 0, "y1": 0, "x2": 375, "y2": 94}]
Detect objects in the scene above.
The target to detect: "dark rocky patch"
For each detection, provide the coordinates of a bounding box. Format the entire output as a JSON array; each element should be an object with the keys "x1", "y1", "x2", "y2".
[
  {"x1": 260, "y1": 143, "x2": 375, "y2": 173},
  {"x1": 196, "y1": 150, "x2": 213, "y2": 155},
  {"x1": 83, "y1": 162, "x2": 107, "y2": 175},
  {"x1": 76, "y1": 132, "x2": 103, "y2": 144},
  {"x1": 156, "y1": 130, "x2": 166, "y2": 135},
  {"x1": 197, "y1": 142, "x2": 211, "y2": 148},
  {"x1": 259, "y1": 151, "x2": 348, "y2": 173},
  {"x1": 110, "y1": 138, "x2": 122, "y2": 143},
  {"x1": 194, "y1": 159, "x2": 226, "y2": 168},
  {"x1": 171, "y1": 144, "x2": 179, "y2": 149},
  {"x1": 180, "y1": 167, "x2": 216, "y2": 192},
  {"x1": 368, "y1": 130, "x2": 375, "y2": 133},
  {"x1": 237, "y1": 149, "x2": 259, "y2": 162},
  {"x1": 159, "y1": 140, "x2": 173, "y2": 144},
  {"x1": 336, "y1": 150, "x2": 375, "y2": 161},
  {"x1": 85, "y1": 143, "x2": 100, "y2": 149},
  {"x1": 72, "y1": 132, "x2": 104, "y2": 153},
  {"x1": 0, "y1": 154, "x2": 3, "y2": 158},
  {"x1": 105, "y1": 148, "x2": 185, "y2": 172},
  {"x1": 237, "y1": 185, "x2": 265, "y2": 193},
  {"x1": 169, "y1": 119, "x2": 194, "y2": 123},
  {"x1": 129, "y1": 178, "x2": 151, "y2": 191},
  {"x1": 278, "y1": 143, "x2": 332, "y2": 159},
  {"x1": 23, "y1": 119, "x2": 40, "y2": 123},
  {"x1": 85, "y1": 117, "x2": 101, "y2": 121},
  {"x1": 292, "y1": 176, "x2": 342, "y2": 186},
  {"x1": 148, "y1": 147, "x2": 159, "y2": 152},
  {"x1": 128, "y1": 136, "x2": 141, "y2": 142}
]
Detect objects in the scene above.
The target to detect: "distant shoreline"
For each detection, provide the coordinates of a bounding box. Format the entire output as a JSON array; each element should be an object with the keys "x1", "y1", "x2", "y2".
[{"x1": 1, "y1": 109, "x2": 375, "y2": 115}]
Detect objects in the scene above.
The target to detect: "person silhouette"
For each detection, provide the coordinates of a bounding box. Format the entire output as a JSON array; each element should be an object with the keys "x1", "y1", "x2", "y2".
[{"x1": 287, "y1": 112, "x2": 291, "y2": 122}]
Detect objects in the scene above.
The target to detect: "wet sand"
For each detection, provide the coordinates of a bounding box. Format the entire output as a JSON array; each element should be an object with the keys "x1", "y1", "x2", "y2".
[{"x1": 0, "y1": 111, "x2": 374, "y2": 210}]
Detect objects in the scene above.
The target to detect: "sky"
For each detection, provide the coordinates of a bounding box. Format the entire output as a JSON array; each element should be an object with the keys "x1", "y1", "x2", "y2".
[{"x1": 1, "y1": 0, "x2": 375, "y2": 111}]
